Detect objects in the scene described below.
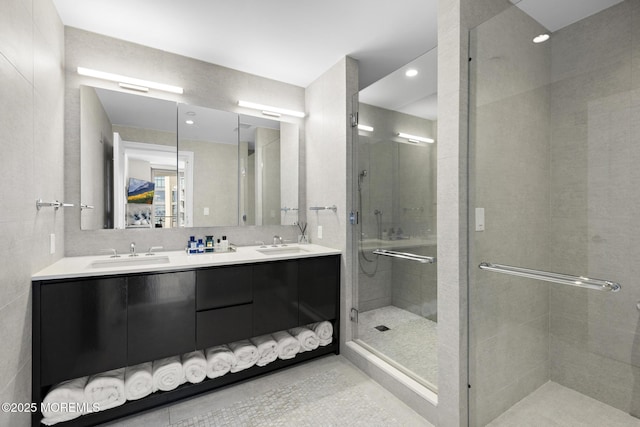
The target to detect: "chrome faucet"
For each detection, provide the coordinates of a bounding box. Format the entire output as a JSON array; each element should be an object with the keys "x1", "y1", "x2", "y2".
[
  {"x1": 146, "y1": 246, "x2": 163, "y2": 256},
  {"x1": 273, "y1": 235, "x2": 283, "y2": 245},
  {"x1": 130, "y1": 242, "x2": 137, "y2": 257}
]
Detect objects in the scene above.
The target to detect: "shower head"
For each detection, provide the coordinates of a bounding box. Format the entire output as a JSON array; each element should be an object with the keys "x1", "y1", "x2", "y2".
[{"x1": 359, "y1": 170, "x2": 368, "y2": 180}]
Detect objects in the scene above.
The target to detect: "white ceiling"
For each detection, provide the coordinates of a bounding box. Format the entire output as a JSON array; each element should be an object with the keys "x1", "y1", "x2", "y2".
[
  {"x1": 511, "y1": 0, "x2": 623, "y2": 32},
  {"x1": 359, "y1": 47, "x2": 438, "y2": 120},
  {"x1": 69, "y1": 0, "x2": 623, "y2": 124},
  {"x1": 52, "y1": 0, "x2": 438, "y2": 90}
]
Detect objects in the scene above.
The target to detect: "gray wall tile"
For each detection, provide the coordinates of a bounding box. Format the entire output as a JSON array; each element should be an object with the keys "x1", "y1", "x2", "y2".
[{"x1": 0, "y1": 2, "x2": 64, "y2": 426}]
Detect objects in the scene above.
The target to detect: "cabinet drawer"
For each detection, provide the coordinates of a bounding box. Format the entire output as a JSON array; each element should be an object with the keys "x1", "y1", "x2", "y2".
[
  {"x1": 197, "y1": 304, "x2": 253, "y2": 348},
  {"x1": 196, "y1": 266, "x2": 252, "y2": 310}
]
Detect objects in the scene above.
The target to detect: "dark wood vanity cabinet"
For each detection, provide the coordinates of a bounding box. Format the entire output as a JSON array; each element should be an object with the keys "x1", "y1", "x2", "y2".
[
  {"x1": 32, "y1": 254, "x2": 340, "y2": 427},
  {"x1": 127, "y1": 271, "x2": 196, "y2": 365},
  {"x1": 252, "y1": 260, "x2": 299, "y2": 336},
  {"x1": 39, "y1": 277, "x2": 128, "y2": 386}
]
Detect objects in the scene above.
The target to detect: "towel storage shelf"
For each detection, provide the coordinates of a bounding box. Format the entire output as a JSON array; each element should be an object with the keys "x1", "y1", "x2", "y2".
[{"x1": 32, "y1": 254, "x2": 340, "y2": 427}]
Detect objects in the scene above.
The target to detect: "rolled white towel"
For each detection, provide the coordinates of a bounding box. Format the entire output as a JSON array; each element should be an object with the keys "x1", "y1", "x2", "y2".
[
  {"x1": 41, "y1": 376, "x2": 88, "y2": 425},
  {"x1": 124, "y1": 362, "x2": 153, "y2": 401},
  {"x1": 289, "y1": 327, "x2": 320, "y2": 352},
  {"x1": 272, "y1": 330, "x2": 300, "y2": 360},
  {"x1": 205, "y1": 345, "x2": 237, "y2": 379},
  {"x1": 182, "y1": 350, "x2": 207, "y2": 384},
  {"x1": 308, "y1": 321, "x2": 333, "y2": 346},
  {"x1": 250, "y1": 334, "x2": 278, "y2": 367},
  {"x1": 84, "y1": 368, "x2": 126, "y2": 412},
  {"x1": 228, "y1": 339, "x2": 259, "y2": 373},
  {"x1": 152, "y1": 356, "x2": 184, "y2": 392}
]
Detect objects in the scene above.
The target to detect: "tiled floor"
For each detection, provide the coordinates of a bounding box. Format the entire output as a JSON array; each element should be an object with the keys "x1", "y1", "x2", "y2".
[
  {"x1": 487, "y1": 381, "x2": 640, "y2": 427},
  {"x1": 357, "y1": 306, "x2": 437, "y2": 388},
  {"x1": 101, "y1": 355, "x2": 432, "y2": 427}
]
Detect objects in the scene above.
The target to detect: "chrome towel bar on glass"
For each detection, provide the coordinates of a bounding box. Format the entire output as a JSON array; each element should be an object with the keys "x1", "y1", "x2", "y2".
[
  {"x1": 309, "y1": 205, "x2": 337, "y2": 212},
  {"x1": 479, "y1": 262, "x2": 621, "y2": 292},
  {"x1": 373, "y1": 249, "x2": 436, "y2": 264}
]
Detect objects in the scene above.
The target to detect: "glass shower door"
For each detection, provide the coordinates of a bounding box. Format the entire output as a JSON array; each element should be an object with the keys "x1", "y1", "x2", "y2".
[
  {"x1": 351, "y1": 48, "x2": 439, "y2": 390},
  {"x1": 469, "y1": 2, "x2": 639, "y2": 425}
]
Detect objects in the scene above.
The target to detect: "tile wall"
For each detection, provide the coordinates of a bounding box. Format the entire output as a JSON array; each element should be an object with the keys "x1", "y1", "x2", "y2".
[{"x1": 0, "y1": 0, "x2": 64, "y2": 425}]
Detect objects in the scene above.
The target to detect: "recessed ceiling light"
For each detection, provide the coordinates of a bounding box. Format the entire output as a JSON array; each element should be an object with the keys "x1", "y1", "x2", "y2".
[
  {"x1": 405, "y1": 69, "x2": 418, "y2": 77},
  {"x1": 533, "y1": 34, "x2": 550, "y2": 44},
  {"x1": 185, "y1": 111, "x2": 196, "y2": 116},
  {"x1": 185, "y1": 120, "x2": 194, "y2": 125}
]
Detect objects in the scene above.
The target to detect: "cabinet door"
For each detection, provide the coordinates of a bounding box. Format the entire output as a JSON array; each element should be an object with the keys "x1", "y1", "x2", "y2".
[
  {"x1": 128, "y1": 271, "x2": 196, "y2": 365},
  {"x1": 253, "y1": 260, "x2": 298, "y2": 336},
  {"x1": 298, "y1": 255, "x2": 340, "y2": 325},
  {"x1": 40, "y1": 277, "x2": 127, "y2": 385}
]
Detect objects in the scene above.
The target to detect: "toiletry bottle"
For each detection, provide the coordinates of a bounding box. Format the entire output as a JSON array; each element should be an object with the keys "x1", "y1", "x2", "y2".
[
  {"x1": 188, "y1": 236, "x2": 197, "y2": 254},
  {"x1": 215, "y1": 239, "x2": 221, "y2": 252},
  {"x1": 205, "y1": 235, "x2": 214, "y2": 253},
  {"x1": 221, "y1": 235, "x2": 228, "y2": 252},
  {"x1": 197, "y1": 239, "x2": 205, "y2": 253}
]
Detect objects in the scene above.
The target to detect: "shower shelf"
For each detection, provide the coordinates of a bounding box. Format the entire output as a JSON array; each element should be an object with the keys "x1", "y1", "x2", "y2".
[
  {"x1": 478, "y1": 262, "x2": 621, "y2": 292},
  {"x1": 373, "y1": 249, "x2": 435, "y2": 264}
]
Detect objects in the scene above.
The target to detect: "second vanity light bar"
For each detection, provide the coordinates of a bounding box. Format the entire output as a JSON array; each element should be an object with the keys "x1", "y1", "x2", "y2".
[
  {"x1": 397, "y1": 132, "x2": 435, "y2": 144},
  {"x1": 77, "y1": 67, "x2": 184, "y2": 94},
  {"x1": 238, "y1": 100, "x2": 306, "y2": 118}
]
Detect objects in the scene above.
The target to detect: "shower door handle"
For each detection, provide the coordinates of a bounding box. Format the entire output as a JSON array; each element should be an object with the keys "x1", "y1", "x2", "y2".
[
  {"x1": 373, "y1": 249, "x2": 435, "y2": 264},
  {"x1": 479, "y1": 262, "x2": 621, "y2": 292}
]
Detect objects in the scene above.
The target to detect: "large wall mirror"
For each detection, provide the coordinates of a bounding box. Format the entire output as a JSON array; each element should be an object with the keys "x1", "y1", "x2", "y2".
[
  {"x1": 238, "y1": 115, "x2": 299, "y2": 226},
  {"x1": 80, "y1": 86, "x2": 299, "y2": 230}
]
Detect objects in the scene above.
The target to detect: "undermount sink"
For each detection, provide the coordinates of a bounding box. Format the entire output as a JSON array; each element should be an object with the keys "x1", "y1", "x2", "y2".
[
  {"x1": 256, "y1": 245, "x2": 311, "y2": 255},
  {"x1": 89, "y1": 255, "x2": 171, "y2": 269}
]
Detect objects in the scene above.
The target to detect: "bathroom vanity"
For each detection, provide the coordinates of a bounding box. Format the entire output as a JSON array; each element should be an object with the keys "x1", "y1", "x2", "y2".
[{"x1": 31, "y1": 244, "x2": 340, "y2": 426}]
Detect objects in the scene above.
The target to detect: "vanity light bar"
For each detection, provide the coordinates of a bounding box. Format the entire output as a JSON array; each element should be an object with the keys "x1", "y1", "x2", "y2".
[
  {"x1": 397, "y1": 132, "x2": 434, "y2": 144},
  {"x1": 358, "y1": 124, "x2": 374, "y2": 132},
  {"x1": 118, "y1": 82, "x2": 149, "y2": 93},
  {"x1": 238, "y1": 100, "x2": 306, "y2": 118},
  {"x1": 77, "y1": 67, "x2": 184, "y2": 94}
]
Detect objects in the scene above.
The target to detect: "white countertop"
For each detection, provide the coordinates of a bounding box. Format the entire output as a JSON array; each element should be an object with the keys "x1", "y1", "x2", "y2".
[{"x1": 32, "y1": 244, "x2": 341, "y2": 281}]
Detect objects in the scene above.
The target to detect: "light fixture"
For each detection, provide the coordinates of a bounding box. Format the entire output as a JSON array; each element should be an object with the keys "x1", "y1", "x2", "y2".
[
  {"x1": 238, "y1": 100, "x2": 305, "y2": 118},
  {"x1": 358, "y1": 124, "x2": 374, "y2": 132},
  {"x1": 261, "y1": 110, "x2": 281, "y2": 118},
  {"x1": 77, "y1": 67, "x2": 184, "y2": 94},
  {"x1": 118, "y1": 82, "x2": 149, "y2": 93},
  {"x1": 185, "y1": 120, "x2": 194, "y2": 125},
  {"x1": 533, "y1": 33, "x2": 550, "y2": 44},
  {"x1": 405, "y1": 68, "x2": 419, "y2": 77},
  {"x1": 397, "y1": 132, "x2": 434, "y2": 144}
]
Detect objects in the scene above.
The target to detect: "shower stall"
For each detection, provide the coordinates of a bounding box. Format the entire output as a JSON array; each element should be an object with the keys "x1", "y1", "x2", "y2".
[
  {"x1": 351, "y1": 52, "x2": 439, "y2": 391},
  {"x1": 469, "y1": 1, "x2": 640, "y2": 425}
]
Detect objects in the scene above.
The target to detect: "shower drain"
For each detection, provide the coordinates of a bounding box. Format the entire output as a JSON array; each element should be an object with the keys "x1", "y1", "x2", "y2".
[{"x1": 374, "y1": 325, "x2": 390, "y2": 332}]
